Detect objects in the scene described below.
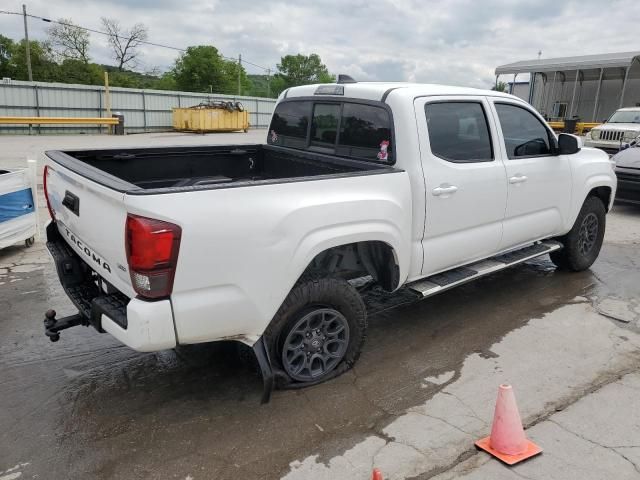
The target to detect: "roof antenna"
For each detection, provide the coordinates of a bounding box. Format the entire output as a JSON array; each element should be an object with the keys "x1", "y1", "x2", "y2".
[
  {"x1": 537, "y1": 50, "x2": 542, "y2": 60},
  {"x1": 337, "y1": 74, "x2": 357, "y2": 84}
]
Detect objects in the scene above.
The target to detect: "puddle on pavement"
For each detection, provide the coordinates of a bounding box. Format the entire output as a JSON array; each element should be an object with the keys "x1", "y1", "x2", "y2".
[{"x1": 1, "y1": 243, "x2": 639, "y2": 479}]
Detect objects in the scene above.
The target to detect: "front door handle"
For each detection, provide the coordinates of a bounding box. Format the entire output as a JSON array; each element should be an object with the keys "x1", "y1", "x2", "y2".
[
  {"x1": 432, "y1": 184, "x2": 458, "y2": 196},
  {"x1": 509, "y1": 174, "x2": 528, "y2": 184}
]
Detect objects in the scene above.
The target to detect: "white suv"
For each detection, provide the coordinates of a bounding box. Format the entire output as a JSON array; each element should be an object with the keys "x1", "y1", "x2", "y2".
[{"x1": 585, "y1": 107, "x2": 640, "y2": 154}]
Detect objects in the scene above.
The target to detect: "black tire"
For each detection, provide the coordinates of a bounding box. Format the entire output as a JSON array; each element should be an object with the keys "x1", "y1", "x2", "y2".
[
  {"x1": 550, "y1": 196, "x2": 606, "y2": 271},
  {"x1": 235, "y1": 101, "x2": 244, "y2": 112},
  {"x1": 264, "y1": 277, "x2": 366, "y2": 387},
  {"x1": 25, "y1": 236, "x2": 35, "y2": 247}
]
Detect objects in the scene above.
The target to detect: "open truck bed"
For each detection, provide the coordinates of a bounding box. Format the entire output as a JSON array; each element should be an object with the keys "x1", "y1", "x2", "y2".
[{"x1": 45, "y1": 144, "x2": 396, "y2": 194}]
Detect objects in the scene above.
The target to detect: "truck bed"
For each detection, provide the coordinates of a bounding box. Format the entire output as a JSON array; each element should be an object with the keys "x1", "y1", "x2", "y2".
[{"x1": 45, "y1": 144, "x2": 395, "y2": 194}]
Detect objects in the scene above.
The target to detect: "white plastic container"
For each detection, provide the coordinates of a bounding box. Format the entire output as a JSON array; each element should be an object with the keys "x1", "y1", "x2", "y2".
[{"x1": 0, "y1": 160, "x2": 38, "y2": 250}]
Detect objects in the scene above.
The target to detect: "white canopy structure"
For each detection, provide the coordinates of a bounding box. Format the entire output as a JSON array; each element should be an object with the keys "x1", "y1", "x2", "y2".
[{"x1": 496, "y1": 51, "x2": 640, "y2": 122}]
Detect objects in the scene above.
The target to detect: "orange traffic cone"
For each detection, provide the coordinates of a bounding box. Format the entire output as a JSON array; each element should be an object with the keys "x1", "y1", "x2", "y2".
[
  {"x1": 371, "y1": 468, "x2": 383, "y2": 480},
  {"x1": 475, "y1": 384, "x2": 542, "y2": 465}
]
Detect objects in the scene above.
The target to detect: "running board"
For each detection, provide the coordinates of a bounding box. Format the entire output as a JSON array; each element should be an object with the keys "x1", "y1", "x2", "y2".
[{"x1": 409, "y1": 240, "x2": 563, "y2": 298}]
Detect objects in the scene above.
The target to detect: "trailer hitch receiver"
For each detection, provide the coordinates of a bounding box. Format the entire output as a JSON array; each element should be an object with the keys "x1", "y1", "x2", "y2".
[{"x1": 43, "y1": 309, "x2": 88, "y2": 342}]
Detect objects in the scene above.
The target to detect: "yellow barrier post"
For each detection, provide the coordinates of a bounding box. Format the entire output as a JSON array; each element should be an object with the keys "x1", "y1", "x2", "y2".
[{"x1": 104, "y1": 71, "x2": 112, "y2": 134}]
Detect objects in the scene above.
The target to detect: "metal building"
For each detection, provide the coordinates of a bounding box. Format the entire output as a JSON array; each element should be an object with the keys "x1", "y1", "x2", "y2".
[{"x1": 496, "y1": 51, "x2": 640, "y2": 122}]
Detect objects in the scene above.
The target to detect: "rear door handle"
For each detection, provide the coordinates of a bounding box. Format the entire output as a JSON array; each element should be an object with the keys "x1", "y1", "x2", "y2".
[
  {"x1": 432, "y1": 185, "x2": 458, "y2": 196},
  {"x1": 509, "y1": 174, "x2": 528, "y2": 184}
]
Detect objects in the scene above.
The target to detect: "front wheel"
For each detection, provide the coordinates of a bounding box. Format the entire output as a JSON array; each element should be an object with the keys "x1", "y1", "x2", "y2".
[
  {"x1": 550, "y1": 196, "x2": 606, "y2": 271},
  {"x1": 265, "y1": 277, "x2": 367, "y2": 387}
]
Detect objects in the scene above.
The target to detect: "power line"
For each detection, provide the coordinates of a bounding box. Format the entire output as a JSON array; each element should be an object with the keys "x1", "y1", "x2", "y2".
[{"x1": 0, "y1": 9, "x2": 276, "y2": 73}]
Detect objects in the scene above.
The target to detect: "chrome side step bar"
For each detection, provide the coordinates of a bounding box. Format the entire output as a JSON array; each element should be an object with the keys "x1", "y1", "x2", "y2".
[{"x1": 409, "y1": 240, "x2": 563, "y2": 298}]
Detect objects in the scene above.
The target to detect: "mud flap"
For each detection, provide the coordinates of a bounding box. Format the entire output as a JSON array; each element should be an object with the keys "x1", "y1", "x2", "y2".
[{"x1": 252, "y1": 336, "x2": 275, "y2": 404}]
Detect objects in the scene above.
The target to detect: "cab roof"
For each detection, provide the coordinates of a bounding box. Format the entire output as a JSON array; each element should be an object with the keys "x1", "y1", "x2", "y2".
[{"x1": 283, "y1": 82, "x2": 519, "y2": 103}]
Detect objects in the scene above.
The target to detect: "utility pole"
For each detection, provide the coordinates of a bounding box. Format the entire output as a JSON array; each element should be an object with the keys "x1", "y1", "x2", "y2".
[
  {"x1": 237, "y1": 54, "x2": 242, "y2": 96},
  {"x1": 22, "y1": 4, "x2": 33, "y2": 81},
  {"x1": 267, "y1": 68, "x2": 271, "y2": 97}
]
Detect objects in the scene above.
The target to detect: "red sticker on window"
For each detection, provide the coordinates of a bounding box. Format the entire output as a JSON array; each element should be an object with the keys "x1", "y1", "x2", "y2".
[{"x1": 377, "y1": 140, "x2": 390, "y2": 161}]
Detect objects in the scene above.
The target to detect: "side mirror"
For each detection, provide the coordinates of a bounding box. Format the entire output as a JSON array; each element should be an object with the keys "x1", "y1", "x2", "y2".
[{"x1": 557, "y1": 133, "x2": 582, "y2": 155}]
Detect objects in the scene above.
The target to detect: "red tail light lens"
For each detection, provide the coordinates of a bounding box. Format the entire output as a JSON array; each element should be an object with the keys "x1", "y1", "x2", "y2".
[
  {"x1": 125, "y1": 214, "x2": 181, "y2": 299},
  {"x1": 43, "y1": 165, "x2": 56, "y2": 220}
]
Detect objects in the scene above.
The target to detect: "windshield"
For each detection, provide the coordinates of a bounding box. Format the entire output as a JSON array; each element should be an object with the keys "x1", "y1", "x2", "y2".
[{"x1": 607, "y1": 110, "x2": 640, "y2": 123}]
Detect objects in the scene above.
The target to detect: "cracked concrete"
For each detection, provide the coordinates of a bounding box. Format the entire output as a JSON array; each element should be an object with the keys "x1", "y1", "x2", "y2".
[{"x1": 433, "y1": 372, "x2": 640, "y2": 480}]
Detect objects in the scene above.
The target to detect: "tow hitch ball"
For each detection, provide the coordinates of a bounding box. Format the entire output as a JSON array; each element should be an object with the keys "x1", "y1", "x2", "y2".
[{"x1": 43, "y1": 309, "x2": 85, "y2": 342}]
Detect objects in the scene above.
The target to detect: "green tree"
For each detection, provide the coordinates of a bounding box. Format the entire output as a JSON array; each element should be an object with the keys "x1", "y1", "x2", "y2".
[
  {"x1": 0, "y1": 35, "x2": 16, "y2": 78},
  {"x1": 154, "y1": 72, "x2": 177, "y2": 90},
  {"x1": 10, "y1": 39, "x2": 59, "y2": 81},
  {"x1": 492, "y1": 81, "x2": 508, "y2": 92},
  {"x1": 57, "y1": 59, "x2": 102, "y2": 85},
  {"x1": 172, "y1": 45, "x2": 247, "y2": 94},
  {"x1": 274, "y1": 54, "x2": 334, "y2": 93}
]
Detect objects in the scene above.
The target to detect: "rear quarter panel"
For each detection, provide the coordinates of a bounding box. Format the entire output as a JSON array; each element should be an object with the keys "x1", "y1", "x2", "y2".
[{"x1": 124, "y1": 171, "x2": 413, "y2": 344}]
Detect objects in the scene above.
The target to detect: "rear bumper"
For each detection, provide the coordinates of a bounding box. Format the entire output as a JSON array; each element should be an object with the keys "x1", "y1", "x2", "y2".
[
  {"x1": 46, "y1": 221, "x2": 176, "y2": 351},
  {"x1": 103, "y1": 298, "x2": 176, "y2": 352}
]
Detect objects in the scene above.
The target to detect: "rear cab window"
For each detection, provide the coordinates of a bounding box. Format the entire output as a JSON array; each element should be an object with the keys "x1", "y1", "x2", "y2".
[
  {"x1": 268, "y1": 99, "x2": 394, "y2": 163},
  {"x1": 268, "y1": 101, "x2": 310, "y2": 149}
]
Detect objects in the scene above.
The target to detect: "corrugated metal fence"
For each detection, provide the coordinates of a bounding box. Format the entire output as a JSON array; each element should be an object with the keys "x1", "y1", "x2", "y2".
[{"x1": 0, "y1": 79, "x2": 277, "y2": 134}]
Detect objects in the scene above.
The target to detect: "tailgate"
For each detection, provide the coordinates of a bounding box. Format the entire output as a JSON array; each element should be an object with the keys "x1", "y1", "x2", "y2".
[{"x1": 45, "y1": 157, "x2": 135, "y2": 298}]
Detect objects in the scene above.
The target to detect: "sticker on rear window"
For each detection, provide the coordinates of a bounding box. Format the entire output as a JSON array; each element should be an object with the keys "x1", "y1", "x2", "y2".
[{"x1": 377, "y1": 140, "x2": 390, "y2": 161}]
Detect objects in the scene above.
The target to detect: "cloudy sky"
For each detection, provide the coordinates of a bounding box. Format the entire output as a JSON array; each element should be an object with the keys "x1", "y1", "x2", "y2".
[{"x1": 1, "y1": 0, "x2": 639, "y2": 88}]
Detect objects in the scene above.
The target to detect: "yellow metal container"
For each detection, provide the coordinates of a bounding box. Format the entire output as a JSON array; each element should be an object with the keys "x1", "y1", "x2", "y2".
[{"x1": 172, "y1": 107, "x2": 249, "y2": 133}]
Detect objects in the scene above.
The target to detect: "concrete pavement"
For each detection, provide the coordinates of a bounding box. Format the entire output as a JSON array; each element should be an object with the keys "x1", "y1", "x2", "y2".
[
  {"x1": 0, "y1": 133, "x2": 639, "y2": 480},
  {"x1": 433, "y1": 372, "x2": 640, "y2": 480}
]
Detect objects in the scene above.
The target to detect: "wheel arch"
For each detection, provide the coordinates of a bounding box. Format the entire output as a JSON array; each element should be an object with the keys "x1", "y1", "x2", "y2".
[
  {"x1": 564, "y1": 177, "x2": 615, "y2": 232},
  {"x1": 296, "y1": 239, "x2": 401, "y2": 292},
  {"x1": 587, "y1": 185, "x2": 613, "y2": 212}
]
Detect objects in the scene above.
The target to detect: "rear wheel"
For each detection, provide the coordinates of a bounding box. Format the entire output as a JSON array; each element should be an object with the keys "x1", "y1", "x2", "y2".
[
  {"x1": 265, "y1": 277, "x2": 366, "y2": 386},
  {"x1": 550, "y1": 196, "x2": 606, "y2": 271}
]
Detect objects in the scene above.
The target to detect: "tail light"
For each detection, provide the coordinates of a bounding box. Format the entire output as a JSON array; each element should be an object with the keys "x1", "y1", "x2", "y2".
[
  {"x1": 43, "y1": 165, "x2": 56, "y2": 220},
  {"x1": 125, "y1": 214, "x2": 181, "y2": 299}
]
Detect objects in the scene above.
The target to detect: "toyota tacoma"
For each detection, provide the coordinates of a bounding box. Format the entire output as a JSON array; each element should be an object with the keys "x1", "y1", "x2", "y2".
[{"x1": 42, "y1": 78, "x2": 617, "y2": 402}]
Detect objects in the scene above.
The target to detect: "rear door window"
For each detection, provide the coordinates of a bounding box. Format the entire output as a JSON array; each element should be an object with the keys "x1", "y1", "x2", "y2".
[
  {"x1": 425, "y1": 102, "x2": 493, "y2": 162},
  {"x1": 268, "y1": 101, "x2": 311, "y2": 148},
  {"x1": 337, "y1": 103, "x2": 393, "y2": 162}
]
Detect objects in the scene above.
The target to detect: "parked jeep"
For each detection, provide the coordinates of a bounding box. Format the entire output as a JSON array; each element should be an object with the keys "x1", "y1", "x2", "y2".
[{"x1": 585, "y1": 107, "x2": 640, "y2": 154}]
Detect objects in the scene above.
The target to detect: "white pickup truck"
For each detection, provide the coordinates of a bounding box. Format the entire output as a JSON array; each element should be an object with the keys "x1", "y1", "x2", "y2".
[{"x1": 43, "y1": 79, "x2": 616, "y2": 401}]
